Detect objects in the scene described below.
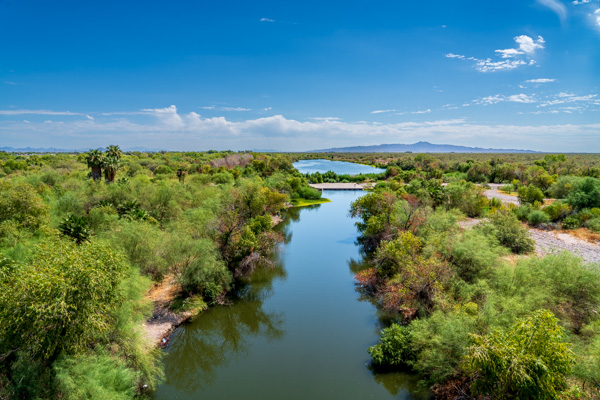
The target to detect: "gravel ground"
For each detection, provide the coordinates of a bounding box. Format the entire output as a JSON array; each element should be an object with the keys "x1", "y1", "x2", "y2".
[
  {"x1": 483, "y1": 183, "x2": 520, "y2": 205},
  {"x1": 529, "y1": 229, "x2": 600, "y2": 265}
]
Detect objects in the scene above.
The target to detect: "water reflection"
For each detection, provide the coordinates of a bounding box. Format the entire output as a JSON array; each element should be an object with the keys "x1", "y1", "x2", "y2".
[{"x1": 162, "y1": 265, "x2": 286, "y2": 393}]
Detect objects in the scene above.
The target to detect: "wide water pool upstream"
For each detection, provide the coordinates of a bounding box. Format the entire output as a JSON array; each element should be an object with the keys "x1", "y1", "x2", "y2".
[{"x1": 153, "y1": 191, "x2": 425, "y2": 399}]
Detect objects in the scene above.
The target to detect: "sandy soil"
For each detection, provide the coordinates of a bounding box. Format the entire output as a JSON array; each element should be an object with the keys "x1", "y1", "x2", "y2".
[{"x1": 143, "y1": 276, "x2": 193, "y2": 347}]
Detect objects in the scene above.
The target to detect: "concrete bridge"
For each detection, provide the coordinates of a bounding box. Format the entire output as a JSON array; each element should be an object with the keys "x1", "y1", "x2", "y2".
[{"x1": 309, "y1": 183, "x2": 374, "y2": 191}]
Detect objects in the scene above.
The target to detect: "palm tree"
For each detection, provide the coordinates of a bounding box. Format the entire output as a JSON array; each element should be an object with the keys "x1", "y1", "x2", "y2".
[
  {"x1": 102, "y1": 145, "x2": 122, "y2": 183},
  {"x1": 105, "y1": 144, "x2": 123, "y2": 160},
  {"x1": 102, "y1": 155, "x2": 120, "y2": 183},
  {"x1": 85, "y1": 149, "x2": 104, "y2": 180}
]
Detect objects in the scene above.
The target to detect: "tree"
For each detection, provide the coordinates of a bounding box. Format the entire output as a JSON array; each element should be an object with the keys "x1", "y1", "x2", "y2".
[
  {"x1": 102, "y1": 156, "x2": 120, "y2": 183},
  {"x1": 85, "y1": 149, "x2": 104, "y2": 181},
  {"x1": 0, "y1": 181, "x2": 49, "y2": 231},
  {"x1": 0, "y1": 240, "x2": 126, "y2": 362},
  {"x1": 102, "y1": 145, "x2": 123, "y2": 183},
  {"x1": 465, "y1": 310, "x2": 574, "y2": 399},
  {"x1": 567, "y1": 177, "x2": 600, "y2": 210}
]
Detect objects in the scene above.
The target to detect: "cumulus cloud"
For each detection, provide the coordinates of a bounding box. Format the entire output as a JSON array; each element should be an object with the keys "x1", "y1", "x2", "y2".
[
  {"x1": 515, "y1": 35, "x2": 545, "y2": 53},
  {"x1": 573, "y1": 0, "x2": 591, "y2": 4},
  {"x1": 447, "y1": 35, "x2": 543, "y2": 72},
  {"x1": 3, "y1": 105, "x2": 599, "y2": 152},
  {"x1": 595, "y1": 9, "x2": 600, "y2": 28},
  {"x1": 537, "y1": 0, "x2": 568, "y2": 21}
]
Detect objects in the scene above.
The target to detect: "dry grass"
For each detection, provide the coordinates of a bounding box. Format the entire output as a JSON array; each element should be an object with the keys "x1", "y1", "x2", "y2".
[{"x1": 561, "y1": 228, "x2": 600, "y2": 244}]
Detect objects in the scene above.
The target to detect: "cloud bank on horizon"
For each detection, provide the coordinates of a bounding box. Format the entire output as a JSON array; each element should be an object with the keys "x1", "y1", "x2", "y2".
[{"x1": 0, "y1": 0, "x2": 599, "y2": 152}]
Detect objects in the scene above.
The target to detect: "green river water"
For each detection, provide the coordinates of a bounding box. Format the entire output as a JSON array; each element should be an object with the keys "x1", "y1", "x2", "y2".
[{"x1": 153, "y1": 190, "x2": 427, "y2": 399}]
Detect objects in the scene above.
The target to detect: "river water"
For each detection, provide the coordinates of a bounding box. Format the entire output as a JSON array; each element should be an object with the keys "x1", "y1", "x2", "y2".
[
  {"x1": 153, "y1": 191, "x2": 424, "y2": 400},
  {"x1": 293, "y1": 159, "x2": 385, "y2": 175}
]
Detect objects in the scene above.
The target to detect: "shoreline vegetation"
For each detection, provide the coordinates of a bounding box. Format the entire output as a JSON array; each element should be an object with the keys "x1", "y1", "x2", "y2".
[{"x1": 0, "y1": 149, "x2": 599, "y2": 399}]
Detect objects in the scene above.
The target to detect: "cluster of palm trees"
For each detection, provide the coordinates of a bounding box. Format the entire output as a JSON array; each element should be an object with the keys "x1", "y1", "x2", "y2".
[{"x1": 85, "y1": 145, "x2": 123, "y2": 183}]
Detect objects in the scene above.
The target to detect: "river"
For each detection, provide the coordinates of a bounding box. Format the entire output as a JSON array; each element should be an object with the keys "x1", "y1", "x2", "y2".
[
  {"x1": 293, "y1": 159, "x2": 385, "y2": 175},
  {"x1": 153, "y1": 190, "x2": 425, "y2": 400}
]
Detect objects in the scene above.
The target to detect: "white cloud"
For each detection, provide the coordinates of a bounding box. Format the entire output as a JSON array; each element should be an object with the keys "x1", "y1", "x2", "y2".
[
  {"x1": 526, "y1": 78, "x2": 556, "y2": 83},
  {"x1": 447, "y1": 35, "x2": 543, "y2": 72},
  {"x1": 396, "y1": 109, "x2": 432, "y2": 115},
  {"x1": 595, "y1": 9, "x2": 600, "y2": 28},
  {"x1": 371, "y1": 109, "x2": 396, "y2": 114},
  {"x1": 495, "y1": 48, "x2": 524, "y2": 58},
  {"x1": 262, "y1": 107, "x2": 272, "y2": 111},
  {"x1": 201, "y1": 105, "x2": 251, "y2": 111},
  {"x1": 473, "y1": 94, "x2": 537, "y2": 105},
  {"x1": 573, "y1": 0, "x2": 591, "y2": 4},
  {"x1": 260, "y1": 18, "x2": 275, "y2": 22},
  {"x1": 514, "y1": 35, "x2": 545, "y2": 53},
  {"x1": 0, "y1": 109, "x2": 82, "y2": 116},
  {"x1": 537, "y1": 0, "x2": 568, "y2": 21},
  {"x1": 85, "y1": 115, "x2": 94, "y2": 120}
]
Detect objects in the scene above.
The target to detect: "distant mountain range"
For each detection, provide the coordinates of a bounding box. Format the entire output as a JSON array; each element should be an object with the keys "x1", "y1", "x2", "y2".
[
  {"x1": 309, "y1": 141, "x2": 539, "y2": 153},
  {"x1": 0, "y1": 146, "x2": 162, "y2": 153}
]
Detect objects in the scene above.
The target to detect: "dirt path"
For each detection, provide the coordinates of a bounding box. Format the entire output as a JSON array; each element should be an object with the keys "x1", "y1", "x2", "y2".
[
  {"x1": 144, "y1": 276, "x2": 193, "y2": 347},
  {"x1": 458, "y1": 218, "x2": 600, "y2": 265},
  {"x1": 483, "y1": 183, "x2": 520, "y2": 205}
]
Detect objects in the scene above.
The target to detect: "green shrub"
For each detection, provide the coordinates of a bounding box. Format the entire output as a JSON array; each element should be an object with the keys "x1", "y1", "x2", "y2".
[
  {"x1": 488, "y1": 197, "x2": 502, "y2": 208},
  {"x1": 445, "y1": 181, "x2": 486, "y2": 217},
  {"x1": 585, "y1": 218, "x2": 600, "y2": 232},
  {"x1": 451, "y1": 229, "x2": 503, "y2": 282},
  {"x1": 409, "y1": 311, "x2": 476, "y2": 384},
  {"x1": 514, "y1": 204, "x2": 532, "y2": 221},
  {"x1": 567, "y1": 177, "x2": 600, "y2": 210},
  {"x1": 548, "y1": 175, "x2": 584, "y2": 199},
  {"x1": 542, "y1": 201, "x2": 571, "y2": 221},
  {"x1": 527, "y1": 210, "x2": 550, "y2": 226},
  {"x1": 59, "y1": 214, "x2": 91, "y2": 244},
  {"x1": 562, "y1": 216, "x2": 580, "y2": 230},
  {"x1": 499, "y1": 184, "x2": 514, "y2": 193},
  {"x1": 487, "y1": 210, "x2": 535, "y2": 254},
  {"x1": 368, "y1": 324, "x2": 413, "y2": 368},
  {"x1": 296, "y1": 185, "x2": 322, "y2": 200},
  {"x1": 153, "y1": 165, "x2": 174, "y2": 175},
  {"x1": 465, "y1": 310, "x2": 573, "y2": 400},
  {"x1": 517, "y1": 184, "x2": 544, "y2": 205},
  {"x1": 53, "y1": 351, "x2": 138, "y2": 400}
]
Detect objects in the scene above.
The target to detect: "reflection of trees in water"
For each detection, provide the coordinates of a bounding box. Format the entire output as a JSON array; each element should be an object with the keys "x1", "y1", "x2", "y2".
[
  {"x1": 370, "y1": 369, "x2": 430, "y2": 400},
  {"x1": 163, "y1": 261, "x2": 286, "y2": 393},
  {"x1": 348, "y1": 257, "x2": 425, "y2": 398}
]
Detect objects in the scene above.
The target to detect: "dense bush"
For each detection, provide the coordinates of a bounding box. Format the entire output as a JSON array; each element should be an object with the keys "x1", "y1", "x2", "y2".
[
  {"x1": 465, "y1": 310, "x2": 573, "y2": 399},
  {"x1": 567, "y1": 177, "x2": 600, "y2": 210},
  {"x1": 368, "y1": 324, "x2": 413, "y2": 368},
  {"x1": 527, "y1": 209, "x2": 550, "y2": 226},
  {"x1": 486, "y1": 209, "x2": 535, "y2": 254},
  {"x1": 542, "y1": 201, "x2": 571, "y2": 221},
  {"x1": 517, "y1": 184, "x2": 544, "y2": 205}
]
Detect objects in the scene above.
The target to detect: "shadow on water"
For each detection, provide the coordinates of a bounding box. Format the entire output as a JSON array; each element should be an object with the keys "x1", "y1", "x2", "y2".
[
  {"x1": 347, "y1": 255, "x2": 431, "y2": 400},
  {"x1": 162, "y1": 262, "x2": 286, "y2": 394}
]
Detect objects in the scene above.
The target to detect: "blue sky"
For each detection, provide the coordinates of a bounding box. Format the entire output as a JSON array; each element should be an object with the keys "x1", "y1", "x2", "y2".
[{"x1": 1, "y1": 0, "x2": 599, "y2": 152}]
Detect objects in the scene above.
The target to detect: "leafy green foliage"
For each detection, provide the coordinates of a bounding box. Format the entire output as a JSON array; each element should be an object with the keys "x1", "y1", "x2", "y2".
[
  {"x1": 517, "y1": 184, "x2": 545, "y2": 205},
  {"x1": 465, "y1": 310, "x2": 574, "y2": 399},
  {"x1": 567, "y1": 177, "x2": 600, "y2": 210},
  {"x1": 0, "y1": 240, "x2": 125, "y2": 361},
  {"x1": 53, "y1": 351, "x2": 138, "y2": 400},
  {"x1": 527, "y1": 209, "x2": 551, "y2": 225},
  {"x1": 368, "y1": 324, "x2": 413, "y2": 368},
  {"x1": 59, "y1": 214, "x2": 91, "y2": 244},
  {"x1": 0, "y1": 181, "x2": 49, "y2": 231},
  {"x1": 486, "y1": 209, "x2": 535, "y2": 254}
]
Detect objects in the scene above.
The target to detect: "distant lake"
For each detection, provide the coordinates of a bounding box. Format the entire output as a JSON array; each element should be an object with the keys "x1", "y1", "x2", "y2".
[{"x1": 293, "y1": 159, "x2": 385, "y2": 175}]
